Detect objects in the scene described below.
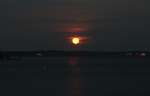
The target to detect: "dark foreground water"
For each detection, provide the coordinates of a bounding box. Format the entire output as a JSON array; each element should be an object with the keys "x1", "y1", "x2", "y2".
[{"x1": 0, "y1": 56, "x2": 150, "y2": 96}]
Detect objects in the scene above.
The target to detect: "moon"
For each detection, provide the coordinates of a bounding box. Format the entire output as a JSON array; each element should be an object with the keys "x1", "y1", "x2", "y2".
[{"x1": 72, "y1": 37, "x2": 80, "y2": 45}]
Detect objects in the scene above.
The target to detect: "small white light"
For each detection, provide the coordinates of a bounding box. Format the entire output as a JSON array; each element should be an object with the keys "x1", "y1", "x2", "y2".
[
  {"x1": 140, "y1": 53, "x2": 146, "y2": 56},
  {"x1": 36, "y1": 53, "x2": 42, "y2": 56}
]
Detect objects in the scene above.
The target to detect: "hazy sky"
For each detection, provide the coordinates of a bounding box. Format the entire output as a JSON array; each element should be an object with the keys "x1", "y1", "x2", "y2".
[{"x1": 0, "y1": 0, "x2": 149, "y2": 51}]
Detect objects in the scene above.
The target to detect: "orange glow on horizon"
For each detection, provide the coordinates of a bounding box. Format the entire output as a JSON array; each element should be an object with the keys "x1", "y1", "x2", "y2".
[{"x1": 64, "y1": 23, "x2": 90, "y2": 33}]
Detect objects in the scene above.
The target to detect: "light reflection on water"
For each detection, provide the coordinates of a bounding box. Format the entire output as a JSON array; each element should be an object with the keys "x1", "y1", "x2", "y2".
[{"x1": 68, "y1": 56, "x2": 83, "y2": 96}]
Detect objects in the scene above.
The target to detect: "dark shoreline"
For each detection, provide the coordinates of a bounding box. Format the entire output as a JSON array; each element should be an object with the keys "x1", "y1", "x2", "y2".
[{"x1": 0, "y1": 50, "x2": 149, "y2": 58}]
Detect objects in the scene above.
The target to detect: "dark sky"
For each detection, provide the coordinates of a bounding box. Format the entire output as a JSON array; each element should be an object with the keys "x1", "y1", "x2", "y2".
[{"x1": 0, "y1": 0, "x2": 149, "y2": 51}]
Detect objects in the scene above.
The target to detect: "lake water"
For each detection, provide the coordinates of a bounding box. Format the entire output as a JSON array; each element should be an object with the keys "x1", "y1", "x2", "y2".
[{"x1": 0, "y1": 56, "x2": 150, "y2": 96}]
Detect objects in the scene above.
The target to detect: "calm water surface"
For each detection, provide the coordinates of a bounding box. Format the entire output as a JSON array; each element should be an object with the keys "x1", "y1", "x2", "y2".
[{"x1": 0, "y1": 56, "x2": 150, "y2": 96}]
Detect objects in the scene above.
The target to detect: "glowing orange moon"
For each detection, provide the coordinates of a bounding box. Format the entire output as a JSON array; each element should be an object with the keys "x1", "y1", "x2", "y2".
[{"x1": 72, "y1": 37, "x2": 80, "y2": 45}]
